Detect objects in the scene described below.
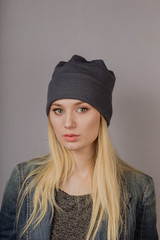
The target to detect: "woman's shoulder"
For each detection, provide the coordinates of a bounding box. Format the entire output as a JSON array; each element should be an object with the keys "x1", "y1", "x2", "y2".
[
  {"x1": 119, "y1": 159, "x2": 154, "y2": 187},
  {"x1": 15, "y1": 154, "x2": 49, "y2": 182},
  {"x1": 123, "y1": 168, "x2": 153, "y2": 184},
  {"x1": 122, "y1": 167, "x2": 155, "y2": 201}
]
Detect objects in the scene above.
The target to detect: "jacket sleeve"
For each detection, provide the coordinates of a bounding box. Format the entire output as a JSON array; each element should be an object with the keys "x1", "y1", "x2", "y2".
[
  {"x1": 134, "y1": 177, "x2": 159, "y2": 240},
  {"x1": 0, "y1": 165, "x2": 20, "y2": 240}
]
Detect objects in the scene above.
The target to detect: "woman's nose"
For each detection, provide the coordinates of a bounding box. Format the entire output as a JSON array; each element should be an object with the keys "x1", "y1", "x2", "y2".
[{"x1": 64, "y1": 113, "x2": 76, "y2": 129}]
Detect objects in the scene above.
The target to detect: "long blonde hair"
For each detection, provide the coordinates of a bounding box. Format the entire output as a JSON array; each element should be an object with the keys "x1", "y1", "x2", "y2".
[{"x1": 17, "y1": 115, "x2": 135, "y2": 239}]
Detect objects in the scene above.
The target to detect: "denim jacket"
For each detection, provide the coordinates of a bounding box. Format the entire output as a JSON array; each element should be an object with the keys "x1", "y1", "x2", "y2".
[{"x1": 0, "y1": 159, "x2": 158, "y2": 240}]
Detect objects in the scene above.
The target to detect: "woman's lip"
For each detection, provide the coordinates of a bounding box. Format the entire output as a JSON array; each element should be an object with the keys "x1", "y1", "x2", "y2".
[
  {"x1": 63, "y1": 134, "x2": 79, "y2": 142},
  {"x1": 64, "y1": 134, "x2": 79, "y2": 137}
]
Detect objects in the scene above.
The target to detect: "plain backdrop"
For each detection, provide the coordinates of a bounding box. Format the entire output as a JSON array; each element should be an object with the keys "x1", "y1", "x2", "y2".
[{"x1": 0, "y1": 0, "x2": 160, "y2": 236}]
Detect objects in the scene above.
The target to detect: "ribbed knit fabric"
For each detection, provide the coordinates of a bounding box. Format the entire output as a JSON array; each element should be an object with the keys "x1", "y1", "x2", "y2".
[{"x1": 50, "y1": 189, "x2": 92, "y2": 240}]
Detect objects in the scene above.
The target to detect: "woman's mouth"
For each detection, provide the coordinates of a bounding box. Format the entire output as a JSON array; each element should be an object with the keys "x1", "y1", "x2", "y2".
[{"x1": 63, "y1": 134, "x2": 79, "y2": 142}]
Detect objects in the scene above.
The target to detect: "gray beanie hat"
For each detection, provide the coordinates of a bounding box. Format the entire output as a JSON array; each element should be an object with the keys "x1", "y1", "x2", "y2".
[{"x1": 46, "y1": 55, "x2": 116, "y2": 126}]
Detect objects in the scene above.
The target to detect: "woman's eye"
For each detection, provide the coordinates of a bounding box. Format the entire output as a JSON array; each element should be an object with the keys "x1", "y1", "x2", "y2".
[
  {"x1": 77, "y1": 107, "x2": 88, "y2": 113},
  {"x1": 53, "y1": 109, "x2": 63, "y2": 114}
]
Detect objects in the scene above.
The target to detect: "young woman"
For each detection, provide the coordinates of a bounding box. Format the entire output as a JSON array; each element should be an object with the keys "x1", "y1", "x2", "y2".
[{"x1": 0, "y1": 55, "x2": 158, "y2": 240}]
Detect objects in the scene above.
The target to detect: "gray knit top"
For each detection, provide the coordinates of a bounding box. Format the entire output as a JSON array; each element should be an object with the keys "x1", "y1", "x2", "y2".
[{"x1": 50, "y1": 189, "x2": 92, "y2": 240}]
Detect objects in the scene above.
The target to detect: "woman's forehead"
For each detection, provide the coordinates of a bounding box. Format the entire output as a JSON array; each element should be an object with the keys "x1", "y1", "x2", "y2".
[{"x1": 51, "y1": 99, "x2": 89, "y2": 106}]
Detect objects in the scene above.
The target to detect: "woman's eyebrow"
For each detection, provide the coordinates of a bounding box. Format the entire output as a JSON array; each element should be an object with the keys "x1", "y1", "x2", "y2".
[
  {"x1": 51, "y1": 103, "x2": 62, "y2": 107},
  {"x1": 74, "y1": 101, "x2": 86, "y2": 106}
]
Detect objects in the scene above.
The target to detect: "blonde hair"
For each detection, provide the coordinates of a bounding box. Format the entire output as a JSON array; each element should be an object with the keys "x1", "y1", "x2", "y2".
[{"x1": 17, "y1": 115, "x2": 135, "y2": 239}]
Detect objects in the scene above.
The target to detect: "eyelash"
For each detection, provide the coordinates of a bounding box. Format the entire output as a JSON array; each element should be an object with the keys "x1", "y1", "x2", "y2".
[
  {"x1": 52, "y1": 107, "x2": 89, "y2": 115},
  {"x1": 77, "y1": 107, "x2": 88, "y2": 112},
  {"x1": 52, "y1": 108, "x2": 63, "y2": 114}
]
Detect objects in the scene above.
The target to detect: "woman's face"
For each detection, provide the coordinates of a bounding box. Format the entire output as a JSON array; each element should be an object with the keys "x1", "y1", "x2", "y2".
[{"x1": 49, "y1": 99, "x2": 100, "y2": 154}]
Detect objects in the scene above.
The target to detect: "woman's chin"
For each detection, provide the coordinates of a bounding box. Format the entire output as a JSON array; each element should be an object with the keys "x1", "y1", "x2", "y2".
[{"x1": 64, "y1": 143, "x2": 80, "y2": 152}]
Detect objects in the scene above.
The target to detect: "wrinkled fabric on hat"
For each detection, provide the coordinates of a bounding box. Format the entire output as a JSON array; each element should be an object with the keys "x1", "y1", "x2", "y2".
[{"x1": 46, "y1": 55, "x2": 116, "y2": 126}]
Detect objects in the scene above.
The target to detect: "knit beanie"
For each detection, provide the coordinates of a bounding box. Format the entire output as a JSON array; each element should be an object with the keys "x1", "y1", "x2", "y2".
[{"x1": 46, "y1": 55, "x2": 116, "y2": 126}]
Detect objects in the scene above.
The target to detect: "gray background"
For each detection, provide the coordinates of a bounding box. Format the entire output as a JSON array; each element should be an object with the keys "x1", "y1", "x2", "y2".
[{"x1": 1, "y1": 0, "x2": 160, "y2": 235}]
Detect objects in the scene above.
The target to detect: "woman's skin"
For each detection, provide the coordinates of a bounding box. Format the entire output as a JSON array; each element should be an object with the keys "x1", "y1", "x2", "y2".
[{"x1": 49, "y1": 99, "x2": 101, "y2": 195}]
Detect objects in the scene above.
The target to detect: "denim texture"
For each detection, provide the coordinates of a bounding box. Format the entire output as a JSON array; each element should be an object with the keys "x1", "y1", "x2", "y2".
[{"x1": 0, "y1": 159, "x2": 158, "y2": 240}]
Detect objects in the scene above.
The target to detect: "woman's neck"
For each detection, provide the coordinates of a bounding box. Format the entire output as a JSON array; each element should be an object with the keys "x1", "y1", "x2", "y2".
[
  {"x1": 60, "y1": 146, "x2": 96, "y2": 195},
  {"x1": 71, "y1": 146, "x2": 95, "y2": 178}
]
